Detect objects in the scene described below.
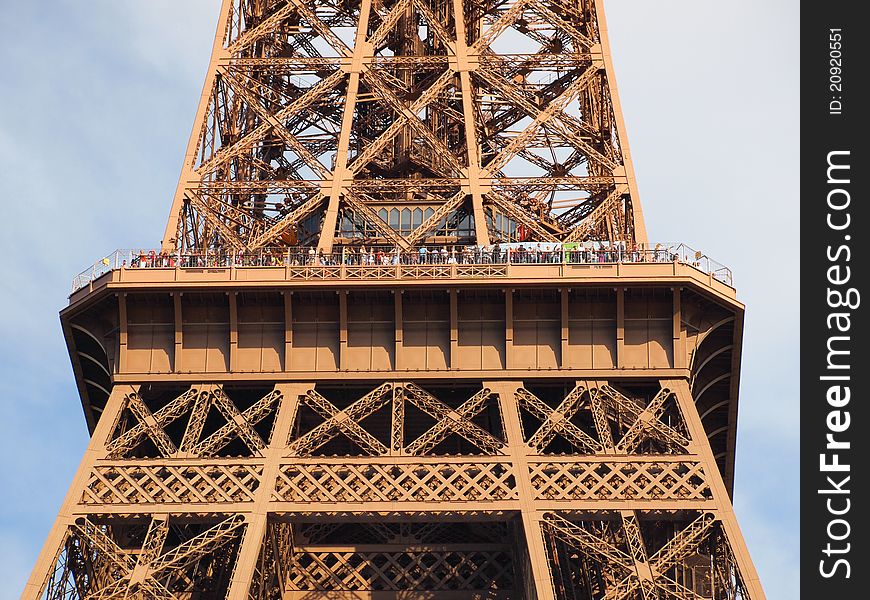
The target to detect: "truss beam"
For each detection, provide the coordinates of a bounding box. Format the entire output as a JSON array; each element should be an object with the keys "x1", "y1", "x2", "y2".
[
  {"x1": 30, "y1": 378, "x2": 763, "y2": 599},
  {"x1": 162, "y1": 0, "x2": 647, "y2": 254}
]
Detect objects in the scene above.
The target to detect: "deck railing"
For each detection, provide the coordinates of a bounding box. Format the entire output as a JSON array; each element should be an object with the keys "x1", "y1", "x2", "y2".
[{"x1": 71, "y1": 243, "x2": 733, "y2": 293}]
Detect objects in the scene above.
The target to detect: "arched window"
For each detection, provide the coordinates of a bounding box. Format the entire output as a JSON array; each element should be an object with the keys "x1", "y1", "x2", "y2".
[
  {"x1": 389, "y1": 208, "x2": 400, "y2": 230},
  {"x1": 401, "y1": 208, "x2": 412, "y2": 234},
  {"x1": 412, "y1": 208, "x2": 423, "y2": 229},
  {"x1": 424, "y1": 207, "x2": 434, "y2": 220},
  {"x1": 378, "y1": 208, "x2": 388, "y2": 223}
]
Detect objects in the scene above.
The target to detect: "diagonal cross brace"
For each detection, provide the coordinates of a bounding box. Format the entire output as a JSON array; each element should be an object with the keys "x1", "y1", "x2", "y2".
[
  {"x1": 191, "y1": 388, "x2": 283, "y2": 457},
  {"x1": 612, "y1": 387, "x2": 691, "y2": 453},
  {"x1": 516, "y1": 387, "x2": 603, "y2": 454},
  {"x1": 106, "y1": 389, "x2": 200, "y2": 458},
  {"x1": 288, "y1": 384, "x2": 394, "y2": 456},
  {"x1": 124, "y1": 394, "x2": 178, "y2": 458},
  {"x1": 147, "y1": 514, "x2": 247, "y2": 579},
  {"x1": 402, "y1": 384, "x2": 505, "y2": 455}
]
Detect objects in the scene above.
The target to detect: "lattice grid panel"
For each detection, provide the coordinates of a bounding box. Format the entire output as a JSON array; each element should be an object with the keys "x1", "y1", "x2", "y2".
[
  {"x1": 274, "y1": 462, "x2": 518, "y2": 503},
  {"x1": 529, "y1": 461, "x2": 711, "y2": 502},
  {"x1": 82, "y1": 464, "x2": 263, "y2": 505},
  {"x1": 286, "y1": 550, "x2": 515, "y2": 591}
]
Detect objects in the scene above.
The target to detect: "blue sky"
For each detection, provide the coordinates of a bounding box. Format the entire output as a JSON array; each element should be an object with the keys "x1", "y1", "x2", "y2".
[{"x1": 0, "y1": 0, "x2": 798, "y2": 597}]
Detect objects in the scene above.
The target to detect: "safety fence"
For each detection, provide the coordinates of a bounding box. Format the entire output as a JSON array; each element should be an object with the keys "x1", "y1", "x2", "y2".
[{"x1": 71, "y1": 243, "x2": 733, "y2": 293}]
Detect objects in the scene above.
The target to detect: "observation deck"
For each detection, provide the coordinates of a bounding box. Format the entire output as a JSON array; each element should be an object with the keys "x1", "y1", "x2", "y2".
[
  {"x1": 71, "y1": 243, "x2": 734, "y2": 299},
  {"x1": 62, "y1": 242, "x2": 744, "y2": 492}
]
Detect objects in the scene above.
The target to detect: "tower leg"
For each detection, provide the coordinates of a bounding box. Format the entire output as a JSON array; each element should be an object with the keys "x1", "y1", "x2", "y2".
[
  {"x1": 667, "y1": 378, "x2": 766, "y2": 600},
  {"x1": 489, "y1": 381, "x2": 556, "y2": 600},
  {"x1": 22, "y1": 385, "x2": 135, "y2": 600},
  {"x1": 226, "y1": 383, "x2": 309, "y2": 599},
  {"x1": 518, "y1": 513, "x2": 558, "y2": 600}
]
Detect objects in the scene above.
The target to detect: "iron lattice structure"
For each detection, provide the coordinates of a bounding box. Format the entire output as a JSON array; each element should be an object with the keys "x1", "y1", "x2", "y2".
[
  {"x1": 162, "y1": 0, "x2": 647, "y2": 254},
  {"x1": 26, "y1": 1, "x2": 766, "y2": 599}
]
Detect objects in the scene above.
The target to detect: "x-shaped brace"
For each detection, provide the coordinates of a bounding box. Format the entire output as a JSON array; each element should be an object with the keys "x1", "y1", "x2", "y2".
[
  {"x1": 106, "y1": 389, "x2": 200, "y2": 458},
  {"x1": 190, "y1": 387, "x2": 282, "y2": 457},
  {"x1": 602, "y1": 512, "x2": 717, "y2": 600},
  {"x1": 401, "y1": 384, "x2": 505, "y2": 455},
  {"x1": 288, "y1": 383, "x2": 394, "y2": 456},
  {"x1": 595, "y1": 386, "x2": 690, "y2": 453},
  {"x1": 72, "y1": 517, "x2": 171, "y2": 600},
  {"x1": 516, "y1": 386, "x2": 603, "y2": 454},
  {"x1": 546, "y1": 512, "x2": 716, "y2": 600}
]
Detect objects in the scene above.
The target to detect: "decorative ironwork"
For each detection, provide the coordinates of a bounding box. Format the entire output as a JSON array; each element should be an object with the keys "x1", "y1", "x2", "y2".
[
  {"x1": 163, "y1": 0, "x2": 647, "y2": 256},
  {"x1": 288, "y1": 383, "x2": 506, "y2": 457},
  {"x1": 274, "y1": 462, "x2": 518, "y2": 503},
  {"x1": 82, "y1": 463, "x2": 263, "y2": 506},
  {"x1": 28, "y1": 0, "x2": 765, "y2": 597},
  {"x1": 106, "y1": 387, "x2": 283, "y2": 460},
  {"x1": 41, "y1": 515, "x2": 246, "y2": 599},
  {"x1": 286, "y1": 549, "x2": 515, "y2": 592},
  {"x1": 529, "y1": 460, "x2": 711, "y2": 502}
]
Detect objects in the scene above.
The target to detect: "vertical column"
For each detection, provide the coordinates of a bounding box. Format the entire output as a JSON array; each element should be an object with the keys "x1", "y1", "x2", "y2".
[
  {"x1": 228, "y1": 292, "x2": 239, "y2": 372},
  {"x1": 161, "y1": 0, "x2": 234, "y2": 251},
  {"x1": 665, "y1": 378, "x2": 767, "y2": 600},
  {"x1": 591, "y1": 0, "x2": 648, "y2": 244},
  {"x1": 560, "y1": 288, "x2": 569, "y2": 369},
  {"x1": 23, "y1": 386, "x2": 136, "y2": 599},
  {"x1": 505, "y1": 288, "x2": 514, "y2": 370},
  {"x1": 394, "y1": 291, "x2": 404, "y2": 370},
  {"x1": 616, "y1": 287, "x2": 625, "y2": 368},
  {"x1": 449, "y1": 288, "x2": 459, "y2": 370},
  {"x1": 118, "y1": 292, "x2": 128, "y2": 373},
  {"x1": 451, "y1": 0, "x2": 490, "y2": 246},
  {"x1": 673, "y1": 287, "x2": 686, "y2": 369},
  {"x1": 339, "y1": 290, "x2": 348, "y2": 369},
  {"x1": 283, "y1": 291, "x2": 293, "y2": 371},
  {"x1": 173, "y1": 292, "x2": 183, "y2": 372},
  {"x1": 226, "y1": 383, "x2": 312, "y2": 599},
  {"x1": 488, "y1": 381, "x2": 557, "y2": 600},
  {"x1": 317, "y1": 0, "x2": 374, "y2": 253}
]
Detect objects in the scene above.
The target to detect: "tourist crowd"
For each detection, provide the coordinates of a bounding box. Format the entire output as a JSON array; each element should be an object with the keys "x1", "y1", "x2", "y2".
[{"x1": 122, "y1": 243, "x2": 684, "y2": 269}]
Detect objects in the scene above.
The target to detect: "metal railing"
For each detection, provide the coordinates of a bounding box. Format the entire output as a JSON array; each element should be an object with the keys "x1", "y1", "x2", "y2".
[
  {"x1": 71, "y1": 243, "x2": 733, "y2": 293},
  {"x1": 70, "y1": 249, "x2": 136, "y2": 293}
]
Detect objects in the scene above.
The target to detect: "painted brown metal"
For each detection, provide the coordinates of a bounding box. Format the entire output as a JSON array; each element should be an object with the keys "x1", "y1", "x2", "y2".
[
  {"x1": 160, "y1": 0, "x2": 646, "y2": 256},
  {"x1": 26, "y1": 1, "x2": 765, "y2": 599}
]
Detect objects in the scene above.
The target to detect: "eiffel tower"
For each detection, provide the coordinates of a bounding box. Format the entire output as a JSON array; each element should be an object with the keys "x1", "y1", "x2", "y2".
[{"x1": 25, "y1": 0, "x2": 765, "y2": 598}]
